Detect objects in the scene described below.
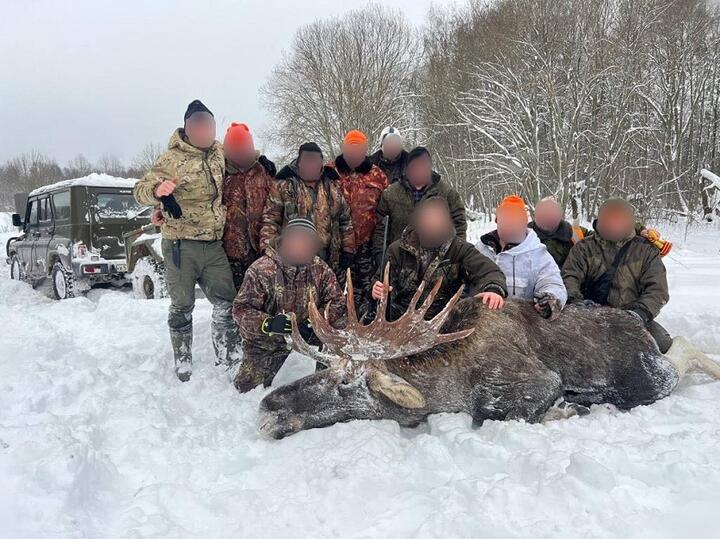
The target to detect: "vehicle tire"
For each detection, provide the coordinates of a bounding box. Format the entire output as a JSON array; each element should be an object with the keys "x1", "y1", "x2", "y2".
[
  {"x1": 51, "y1": 262, "x2": 76, "y2": 300},
  {"x1": 131, "y1": 256, "x2": 167, "y2": 299},
  {"x1": 9, "y1": 255, "x2": 25, "y2": 281}
]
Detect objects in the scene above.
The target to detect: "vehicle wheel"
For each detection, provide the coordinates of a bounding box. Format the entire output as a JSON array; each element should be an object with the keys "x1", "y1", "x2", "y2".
[
  {"x1": 131, "y1": 256, "x2": 167, "y2": 299},
  {"x1": 9, "y1": 255, "x2": 25, "y2": 281},
  {"x1": 51, "y1": 262, "x2": 76, "y2": 300}
]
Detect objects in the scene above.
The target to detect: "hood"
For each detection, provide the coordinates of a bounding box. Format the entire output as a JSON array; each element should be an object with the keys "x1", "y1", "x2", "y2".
[
  {"x1": 334, "y1": 154, "x2": 373, "y2": 175},
  {"x1": 275, "y1": 161, "x2": 340, "y2": 182},
  {"x1": 529, "y1": 219, "x2": 573, "y2": 242},
  {"x1": 371, "y1": 148, "x2": 408, "y2": 166},
  {"x1": 480, "y1": 228, "x2": 543, "y2": 256},
  {"x1": 168, "y1": 128, "x2": 219, "y2": 155}
]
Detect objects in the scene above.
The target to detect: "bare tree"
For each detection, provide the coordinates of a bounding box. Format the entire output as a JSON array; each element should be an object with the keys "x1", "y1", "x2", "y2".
[{"x1": 131, "y1": 142, "x2": 164, "y2": 174}]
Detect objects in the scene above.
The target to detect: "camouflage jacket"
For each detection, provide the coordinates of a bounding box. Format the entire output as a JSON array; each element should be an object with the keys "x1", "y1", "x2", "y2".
[
  {"x1": 376, "y1": 228, "x2": 508, "y2": 320},
  {"x1": 372, "y1": 172, "x2": 467, "y2": 263},
  {"x1": 562, "y1": 232, "x2": 669, "y2": 319},
  {"x1": 260, "y1": 163, "x2": 355, "y2": 267},
  {"x1": 232, "y1": 245, "x2": 346, "y2": 343},
  {"x1": 369, "y1": 149, "x2": 408, "y2": 184},
  {"x1": 134, "y1": 128, "x2": 226, "y2": 241},
  {"x1": 222, "y1": 154, "x2": 275, "y2": 263},
  {"x1": 327, "y1": 155, "x2": 388, "y2": 247},
  {"x1": 528, "y1": 220, "x2": 586, "y2": 268}
]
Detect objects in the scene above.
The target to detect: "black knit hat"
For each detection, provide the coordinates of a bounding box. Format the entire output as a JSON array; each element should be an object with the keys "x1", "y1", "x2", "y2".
[
  {"x1": 284, "y1": 218, "x2": 318, "y2": 235},
  {"x1": 297, "y1": 142, "x2": 323, "y2": 161},
  {"x1": 406, "y1": 146, "x2": 432, "y2": 166},
  {"x1": 184, "y1": 99, "x2": 213, "y2": 122}
]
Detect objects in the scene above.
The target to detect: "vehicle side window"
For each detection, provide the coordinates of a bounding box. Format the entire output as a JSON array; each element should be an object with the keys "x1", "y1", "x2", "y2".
[
  {"x1": 26, "y1": 199, "x2": 39, "y2": 229},
  {"x1": 53, "y1": 191, "x2": 71, "y2": 221},
  {"x1": 39, "y1": 197, "x2": 53, "y2": 227}
]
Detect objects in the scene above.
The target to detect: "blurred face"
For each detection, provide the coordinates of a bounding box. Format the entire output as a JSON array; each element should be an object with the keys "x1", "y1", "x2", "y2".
[
  {"x1": 224, "y1": 143, "x2": 256, "y2": 170},
  {"x1": 405, "y1": 154, "x2": 433, "y2": 189},
  {"x1": 342, "y1": 142, "x2": 368, "y2": 169},
  {"x1": 534, "y1": 199, "x2": 563, "y2": 232},
  {"x1": 279, "y1": 228, "x2": 321, "y2": 266},
  {"x1": 297, "y1": 151, "x2": 324, "y2": 182},
  {"x1": 184, "y1": 112, "x2": 216, "y2": 149},
  {"x1": 497, "y1": 210, "x2": 529, "y2": 245},
  {"x1": 597, "y1": 204, "x2": 635, "y2": 242},
  {"x1": 381, "y1": 136, "x2": 403, "y2": 161},
  {"x1": 414, "y1": 202, "x2": 453, "y2": 249}
]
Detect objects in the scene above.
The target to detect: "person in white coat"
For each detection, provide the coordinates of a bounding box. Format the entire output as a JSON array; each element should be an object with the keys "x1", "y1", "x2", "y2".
[{"x1": 476, "y1": 195, "x2": 567, "y2": 319}]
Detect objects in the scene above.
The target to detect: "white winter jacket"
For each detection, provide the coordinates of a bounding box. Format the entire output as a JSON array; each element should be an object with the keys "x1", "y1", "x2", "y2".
[{"x1": 476, "y1": 228, "x2": 568, "y2": 306}]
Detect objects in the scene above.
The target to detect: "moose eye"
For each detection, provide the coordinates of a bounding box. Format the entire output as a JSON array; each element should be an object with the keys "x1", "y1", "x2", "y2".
[{"x1": 341, "y1": 379, "x2": 350, "y2": 385}]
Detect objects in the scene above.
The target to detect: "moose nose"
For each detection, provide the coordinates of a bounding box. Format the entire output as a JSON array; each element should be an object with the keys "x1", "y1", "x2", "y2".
[{"x1": 257, "y1": 409, "x2": 282, "y2": 439}]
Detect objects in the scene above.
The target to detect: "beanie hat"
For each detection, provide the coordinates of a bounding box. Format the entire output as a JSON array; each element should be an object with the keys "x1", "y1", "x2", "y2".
[
  {"x1": 184, "y1": 99, "x2": 213, "y2": 122},
  {"x1": 380, "y1": 126, "x2": 402, "y2": 144},
  {"x1": 343, "y1": 130, "x2": 368, "y2": 145},
  {"x1": 284, "y1": 218, "x2": 317, "y2": 235},
  {"x1": 496, "y1": 195, "x2": 528, "y2": 222},
  {"x1": 297, "y1": 142, "x2": 323, "y2": 160},
  {"x1": 224, "y1": 122, "x2": 253, "y2": 151},
  {"x1": 406, "y1": 146, "x2": 431, "y2": 166}
]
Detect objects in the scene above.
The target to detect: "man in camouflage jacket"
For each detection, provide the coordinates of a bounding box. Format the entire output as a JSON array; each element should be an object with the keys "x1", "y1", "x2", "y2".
[
  {"x1": 260, "y1": 142, "x2": 355, "y2": 280},
  {"x1": 221, "y1": 122, "x2": 276, "y2": 289},
  {"x1": 328, "y1": 130, "x2": 389, "y2": 315},
  {"x1": 562, "y1": 198, "x2": 672, "y2": 353},
  {"x1": 133, "y1": 100, "x2": 240, "y2": 382},
  {"x1": 233, "y1": 219, "x2": 346, "y2": 392}
]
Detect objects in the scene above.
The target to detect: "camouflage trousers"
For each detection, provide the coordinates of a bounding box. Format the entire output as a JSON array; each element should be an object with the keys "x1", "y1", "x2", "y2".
[
  {"x1": 234, "y1": 339, "x2": 291, "y2": 392},
  {"x1": 336, "y1": 242, "x2": 374, "y2": 318}
]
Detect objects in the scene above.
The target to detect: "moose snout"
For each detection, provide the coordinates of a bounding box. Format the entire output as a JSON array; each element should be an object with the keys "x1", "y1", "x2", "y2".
[{"x1": 257, "y1": 400, "x2": 304, "y2": 439}]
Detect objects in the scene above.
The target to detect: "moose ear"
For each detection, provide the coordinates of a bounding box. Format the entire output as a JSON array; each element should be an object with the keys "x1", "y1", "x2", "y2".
[{"x1": 367, "y1": 370, "x2": 426, "y2": 409}]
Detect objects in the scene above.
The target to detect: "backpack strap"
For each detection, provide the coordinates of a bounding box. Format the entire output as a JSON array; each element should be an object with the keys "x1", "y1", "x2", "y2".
[{"x1": 584, "y1": 237, "x2": 638, "y2": 305}]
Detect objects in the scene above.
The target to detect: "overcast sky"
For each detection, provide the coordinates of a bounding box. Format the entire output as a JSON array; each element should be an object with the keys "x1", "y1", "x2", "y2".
[{"x1": 0, "y1": 0, "x2": 451, "y2": 165}]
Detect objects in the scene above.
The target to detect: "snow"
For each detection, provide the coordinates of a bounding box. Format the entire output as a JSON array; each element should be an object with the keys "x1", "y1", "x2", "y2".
[
  {"x1": 28, "y1": 173, "x2": 138, "y2": 196},
  {"x1": 1, "y1": 220, "x2": 720, "y2": 538}
]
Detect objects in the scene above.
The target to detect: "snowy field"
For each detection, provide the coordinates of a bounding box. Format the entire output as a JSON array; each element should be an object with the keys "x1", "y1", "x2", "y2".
[{"x1": 1, "y1": 218, "x2": 720, "y2": 538}]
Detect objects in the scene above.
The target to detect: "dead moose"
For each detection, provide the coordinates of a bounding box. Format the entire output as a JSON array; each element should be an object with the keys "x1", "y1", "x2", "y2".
[{"x1": 257, "y1": 266, "x2": 720, "y2": 439}]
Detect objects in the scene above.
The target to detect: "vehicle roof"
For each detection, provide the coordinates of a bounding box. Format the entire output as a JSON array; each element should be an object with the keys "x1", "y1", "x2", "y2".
[{"x1": 28, "y1": 173, "x2": 139, "y2": 196}]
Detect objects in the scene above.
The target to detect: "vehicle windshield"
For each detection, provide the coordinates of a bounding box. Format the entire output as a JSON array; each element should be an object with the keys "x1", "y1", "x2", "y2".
[{"x1": 93, "y1": 193, "x2": 148, "y2": 221}]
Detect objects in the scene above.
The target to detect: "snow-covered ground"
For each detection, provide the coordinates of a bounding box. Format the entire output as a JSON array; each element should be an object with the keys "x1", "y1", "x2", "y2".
[{"x1": 1, "y1": 218, "x2": 719, "y2": 538}]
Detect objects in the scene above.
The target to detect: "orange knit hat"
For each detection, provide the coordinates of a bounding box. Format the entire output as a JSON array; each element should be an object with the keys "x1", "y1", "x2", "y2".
[
  {"x1": 343, "y1": 129, "x2": 368, "y2": 145},
  {"x1": 496, "y1": 195, "x2": 528, "y2": 221},
  {"x1": 224, "y1": 122, "x2": 254, "y2": 151}
]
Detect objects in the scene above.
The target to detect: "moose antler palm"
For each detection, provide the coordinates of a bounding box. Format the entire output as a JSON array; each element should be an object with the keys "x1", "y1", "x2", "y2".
[{"x1": 289, "y1": 263, "x2": 475, "y2": 366}]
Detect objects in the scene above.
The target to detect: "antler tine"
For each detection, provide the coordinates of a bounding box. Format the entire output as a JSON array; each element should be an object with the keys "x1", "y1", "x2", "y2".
[
  {"x1": 427, "y1": 284, "x2": 465, "y2": 332},
  {"x1": 345, "y1": 267, "x2": 360, "y2": 327},
  {"x1": 306, "y1": 294, "x2": 351, "y2": 360},
  {"x1": 288, "y1": 312, "x2": 336, "y2": 366},
  {"x1": 415, "y1": 277, "x2": 444, "y2": 317},
  {"x1": 406, "y1": 279, "x2": 427, "y2": 312},
  {"x1": 433, "y1": 328, "x2": 476, "y2": 345},
  {"x1": 372, "y1": 262, "x2": 391, "y2": 324}
]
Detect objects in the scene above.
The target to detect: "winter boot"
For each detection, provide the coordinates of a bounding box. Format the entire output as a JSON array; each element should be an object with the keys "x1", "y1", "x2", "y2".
[
  {"x1": 211, "y1": 301, "x2": 243, "y2": 368},
  {"x1": 170, "y1": 328, "x2": 193, "y2": 382}
]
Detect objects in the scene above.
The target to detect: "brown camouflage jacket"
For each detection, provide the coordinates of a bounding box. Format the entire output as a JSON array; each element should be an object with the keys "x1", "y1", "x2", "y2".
[
  {"x1": 232, "y1": 244, "x2": 346, "y2": 343},
  {"x1": 222, "y1": 154, "x2": 275, "y2": 263},
  {"x1": 328, "y1": 155, "x2": 389, "y2": 247},
  {"x1": 134, "y1": 128, "x2": 226, "y2": 241},
  {"x1": 260, "y1": 163, "x2": 355, "y2": 267}
]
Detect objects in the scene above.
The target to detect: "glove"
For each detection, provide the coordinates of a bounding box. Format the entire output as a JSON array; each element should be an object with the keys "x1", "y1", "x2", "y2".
[
  {"x1": 568, "y1": 298, "x2": 599, "y2": 308},
  {"x1": 339, "y1": 251, "x2": 355, "y2": 270},
  {"x1": 160, "y1": 194, "x2": 183, "y2": 219},
  {"x1": 261, "y1": 314, "x2": 292, "y2": 335},
  {"x1": 626, "y1": 307, "x2": 651, "y2": 326},
  {"x1": 534, "y1": 292, "x2": 561, "y2": 320},
  {"x1": 298, "y1": 318, "x2": 314, "y2": 341}
]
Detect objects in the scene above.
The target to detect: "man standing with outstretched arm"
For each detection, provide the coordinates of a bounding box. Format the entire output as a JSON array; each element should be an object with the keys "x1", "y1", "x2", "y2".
[{"x1": 133, "y1": 100, "x2": 241, "y2": 382}]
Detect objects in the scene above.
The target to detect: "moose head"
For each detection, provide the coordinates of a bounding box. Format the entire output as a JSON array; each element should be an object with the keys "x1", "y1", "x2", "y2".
[{"x1": 257, "y1": 265, "x2": 474, "y2": 439}]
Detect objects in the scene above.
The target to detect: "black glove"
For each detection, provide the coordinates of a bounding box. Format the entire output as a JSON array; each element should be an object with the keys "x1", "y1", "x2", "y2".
[
  {"x1": 261, "y1": 314, "x2": 292, "y2": 335},
  {"x1": 626, "y1": 306, "x2": 651, "y2": 326},
  {"x1": 298, "y1": 318, "x2": 315, "y2": 341},
  {"x1": 160, "y1": 194, "x2": 183, "y2": 219},
  {"x1": 534, "y1": 292, "x2": 561, "y2": 320},
  {"x1": 339, "y1": 251, "x2": 355, "y2": 270}
]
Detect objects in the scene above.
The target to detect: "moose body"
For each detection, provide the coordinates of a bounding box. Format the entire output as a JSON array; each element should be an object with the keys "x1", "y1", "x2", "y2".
[{"x1": 258, "y1": 270, "x2": 715, "y2": 439}]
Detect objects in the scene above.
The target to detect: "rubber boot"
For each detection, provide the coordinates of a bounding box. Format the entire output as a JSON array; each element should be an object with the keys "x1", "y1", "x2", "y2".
[
  {"x1": 211, "y1": 300, "x2": 243, "y2": 368},
  {"x1": 170, "y1": 329, "x2": 193, "y2": 382}
]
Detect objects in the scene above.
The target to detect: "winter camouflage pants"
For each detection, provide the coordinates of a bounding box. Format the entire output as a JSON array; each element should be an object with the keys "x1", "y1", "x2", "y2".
[
  {"x1": 234, "y1": 339, "x2": 291, "y2": 392},
  {"x1": 162, "y1": 239, "x2": 241, "y2": 366},
  {"x1": 336, "y1": 242, "x2": 374, "y2": 318}
]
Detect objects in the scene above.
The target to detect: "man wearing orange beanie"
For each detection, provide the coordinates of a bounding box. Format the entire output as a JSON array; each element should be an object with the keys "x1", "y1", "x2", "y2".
[
  {"x1": 476, "y1": 195, "x2": 567, "y2": 319},
  {"x1": 328, "y1": 129, "x2": 389, "y2": 316},
  {"x1": 222, "y1": 122, "x2": 276, "y2": 289}
]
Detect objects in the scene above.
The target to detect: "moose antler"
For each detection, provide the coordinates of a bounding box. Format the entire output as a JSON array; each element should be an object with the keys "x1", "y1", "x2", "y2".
[{"x1": 289, "y1": 263, "x2": 474, "y2": 366}]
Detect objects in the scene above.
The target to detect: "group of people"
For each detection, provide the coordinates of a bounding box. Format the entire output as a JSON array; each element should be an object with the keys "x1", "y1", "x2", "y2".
[{"x1": 133, "y1": 100, "x2": 673, "y2": 389}]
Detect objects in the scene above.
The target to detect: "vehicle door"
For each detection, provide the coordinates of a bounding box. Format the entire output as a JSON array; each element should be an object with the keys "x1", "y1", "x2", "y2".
[
  {"x1": 21, "y1": 197, "x2": 40, "y2": 276},
  {"x1": 50, "y1": 190, "x2": 72, "y2": 266},
  {"x1": 31, "y1": 196, "x2": 54, "y2": 276}
]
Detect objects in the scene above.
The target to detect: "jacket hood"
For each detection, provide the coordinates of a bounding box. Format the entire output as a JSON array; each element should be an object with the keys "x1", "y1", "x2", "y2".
[
  {"x1": 481, "y1": 228, "x2": 543, "y2": 256},
  {"x1": 529, "y1": 219, "x2": 573, "y2": 243},
  {"x1": 168, "y1": 128, "x2": 219, "y2": 155},
  {"x1": 334, "y1": 154, "x2": 373, "y2": 175},
  {"x1": 275, "y1": 161, "x2": 340, "y2": 182}
]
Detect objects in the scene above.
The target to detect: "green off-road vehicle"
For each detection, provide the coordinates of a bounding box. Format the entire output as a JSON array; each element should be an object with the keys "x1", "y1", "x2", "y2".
[{"x1": 6, "y1": 173, "x2": 166, "y2": 300}]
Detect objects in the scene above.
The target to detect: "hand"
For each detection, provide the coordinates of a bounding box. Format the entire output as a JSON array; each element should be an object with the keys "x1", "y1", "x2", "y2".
[
  {"x1": 261, "y1": 314, "x2": 292, "y2": 335},
  {"x1": 340, "y1": 251, "x2": 355, "y2": 270},
  {"x1": 155, "y1": 179, "x2": 177, "y2": 197},
  {"x1": 150, "y1": 206, "x2": 165, "y2": 226},
  {"x1": 534, "y1": 292, "x2": 561, "y2": 320},
  {"x1": 475, "y1": 291, "x2": 505, "y2": 310},
  {"x1": 371, "y1": 280, "x2": 392, "y2": 301}
]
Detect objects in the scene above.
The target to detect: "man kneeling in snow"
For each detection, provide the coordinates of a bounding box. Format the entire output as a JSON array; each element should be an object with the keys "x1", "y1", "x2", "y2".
[
  {"x1": 477, "y1": 195, "x2": 567, "y2": 320},
  {"x1": 232, "y1": 219, "x2": 346, "y2": 392}
]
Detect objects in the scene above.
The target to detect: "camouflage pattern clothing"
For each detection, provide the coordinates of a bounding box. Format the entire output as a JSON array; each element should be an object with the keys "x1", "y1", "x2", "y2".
[
  {"x1": 376, "y1": 228, "x2": 508, "y2": 321},
  {"x1": 134, "y1": 128, "x2": 226, "y2": 241},
  {"x1": 260, "y1": 163, "x2": 355, "y2": 271},
  {"x1": 372, "y1": 172, "x2": 467, "y2": 266},
  {"x1": 232, "y1": 245, "x2": 346, "y2": 392},
  {"x1": 370, "y1": 149, "x2": 408, "y2": 184},
  {"x1": 222, "y1": 153, "x2": 276, "y2": 288}
]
